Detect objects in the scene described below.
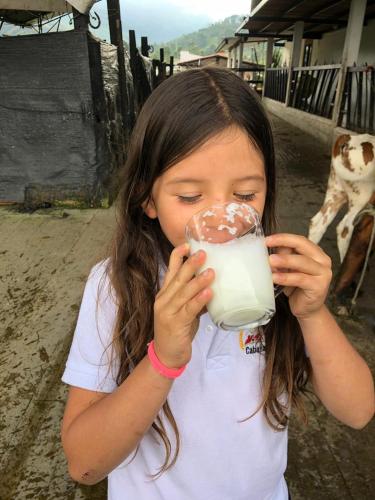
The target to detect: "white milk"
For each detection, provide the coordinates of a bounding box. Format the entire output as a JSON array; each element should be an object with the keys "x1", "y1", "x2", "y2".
[{"x1": 189, "y1": 233, "x2": 275, "y2": 330}]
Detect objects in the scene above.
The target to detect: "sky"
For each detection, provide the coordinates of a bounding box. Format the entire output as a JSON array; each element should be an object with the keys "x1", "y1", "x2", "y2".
[
  {"x1": 162, "y1": 0, "x2": 251, "y2": 22},
  {"x1": 93, "y1": 0, "x2": 252, "y2": 43},
  {"x1": 1, "y1": 0, "x2": 252, "y2": 43}
]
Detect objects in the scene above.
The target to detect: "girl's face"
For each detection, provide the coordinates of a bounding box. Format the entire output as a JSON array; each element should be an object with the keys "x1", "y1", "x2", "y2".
[{"x1": 143, "y1": 126, "x2": 267, "y2": 248}]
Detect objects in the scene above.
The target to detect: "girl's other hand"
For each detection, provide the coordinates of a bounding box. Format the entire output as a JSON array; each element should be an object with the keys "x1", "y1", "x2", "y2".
[
  {"x1": 266, "y1": 234, "x2": 333, "y2": 320},
  {"x1": 153, "y1": 243, "x2": 214, "y2": 369}
]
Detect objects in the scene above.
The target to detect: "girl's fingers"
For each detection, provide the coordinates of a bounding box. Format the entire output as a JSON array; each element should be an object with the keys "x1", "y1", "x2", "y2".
[
  {"x1": 269, "y1": 253, "x2": 324, "y2": 276},
  {"x1": 160, "y1": 247, "x2": 207, "y2": 304},
  {"x1": 169, "y1": 268, "x2": 215, "y2": 314},
  {"x1": 162, "y1": 243, "x2": 190, "y2": 288},
  {"x1": 272, "y1": 246, "x2": 293, "y2": 257},
  {"x1": 272, "y1": 271, "x2": 313, "y2": 289},
  {"x1": 281, "y1": 286, "x2": 295, "y2": 297},
  {"x1": 272, "y1": 271, "x2": 331, "y2": 292},
  {"x1": 181, "y1": 286, "x2": 213, "y2": 320},
  {"x1": 266, "y1": 234, "x2": 331, "y2": 267}
]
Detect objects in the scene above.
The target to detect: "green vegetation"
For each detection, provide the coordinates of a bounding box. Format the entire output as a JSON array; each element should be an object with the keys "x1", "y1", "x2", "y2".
[
  {"x1": 151, "y1": 15, "x2": 244, "y2": 60},
  {"x1": 150, "y1": 15, "x2": 283, "y2": 66}
]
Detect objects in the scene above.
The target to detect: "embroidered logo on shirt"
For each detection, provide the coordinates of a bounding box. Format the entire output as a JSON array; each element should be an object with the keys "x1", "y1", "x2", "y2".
[{"x1": 239, "y1": 330, "x2": 265, "y2": 355}]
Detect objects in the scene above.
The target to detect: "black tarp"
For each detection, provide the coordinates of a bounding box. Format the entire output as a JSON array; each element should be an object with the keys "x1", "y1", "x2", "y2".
[{"x1": 0, "y1": 30, "x2": 123, "y2": 206}]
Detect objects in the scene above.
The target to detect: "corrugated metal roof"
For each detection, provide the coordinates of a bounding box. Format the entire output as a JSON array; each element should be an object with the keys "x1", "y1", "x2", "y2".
[{"x1": 216, "y1": 36, "x2": 271, "y2": 52}]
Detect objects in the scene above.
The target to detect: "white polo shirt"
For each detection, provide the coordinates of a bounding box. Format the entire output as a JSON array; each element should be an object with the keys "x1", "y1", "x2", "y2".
[{"x1": 62, "y1": 260, "x2": 289, "y2": 500}]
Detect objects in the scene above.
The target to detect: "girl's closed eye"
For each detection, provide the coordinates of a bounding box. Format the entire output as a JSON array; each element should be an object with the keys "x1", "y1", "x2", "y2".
[
  {"x1": 177, "y1": 193, "x2": 256, "y2": 204},
  {"x1": 176, "y1": 195, "x2": 203, "y2": 204},
  {"x1": 234, "y1": 193, "x2": 256, "y2": 201}
]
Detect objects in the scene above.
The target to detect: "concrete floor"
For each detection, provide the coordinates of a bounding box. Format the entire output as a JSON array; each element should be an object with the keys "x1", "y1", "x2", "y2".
[
  {"x1": 271, "y1": 115, "x2": 375, "y2": 500},
  {"x1": 0, "y1": 114, "x2": 373, "y2": 499}
]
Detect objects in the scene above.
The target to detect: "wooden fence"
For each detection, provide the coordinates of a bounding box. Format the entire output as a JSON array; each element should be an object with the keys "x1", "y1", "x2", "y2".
[
  {"x1": 289, "y1": 64, "x2": 341, "y2": 119},
  {"x1": 263, "y1": 62, "x2": 375, "y2": 134},
  {"x1": 339, "y1": 65, "x2": 375, "y2": 134},
  {"x1": 128, "y1": 30, "x2": 174, "y2": 116},
  {"x1": 264, "y1": 67, "x2": 288, "y2": 102}
]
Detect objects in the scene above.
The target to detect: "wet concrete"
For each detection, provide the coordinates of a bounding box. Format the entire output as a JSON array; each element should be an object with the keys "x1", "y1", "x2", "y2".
[
  {"x1": 0, "y1": 208, "x2": 114, "y2": 499},
  {"x1": 0, "y1": 114, "x2": 374, "y2": 499},
  {"x1": 272, "y1": 114, "x2": 375, "y2": 500}
]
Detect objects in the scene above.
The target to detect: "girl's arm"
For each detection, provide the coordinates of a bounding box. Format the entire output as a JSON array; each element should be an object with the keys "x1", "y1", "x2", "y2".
[
  {"x1": 298, "y1": 305, "x2": 374, "y2": 428},
  {"x1": 62, "y1": 356, "x2": 173, "y2": 485},
  {"x1": 266, "y1": 233, "x2": 374, "y2": 429},
  {"x1": 62, "y1": 244, "x2": 214, "y2": 485}
]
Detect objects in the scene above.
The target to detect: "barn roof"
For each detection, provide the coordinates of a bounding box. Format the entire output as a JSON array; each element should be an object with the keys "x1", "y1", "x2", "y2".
[
  {"x1": 178, "y1": 52, "x2": 228, "y2": 65},
  {"x1": 216, "y1": 36, "x2": 275, "y2": 51},
  {"x1": 216, "y1": 35, "x2": 286, "y2": 52},
  {"x1": 236, "y1": 0, "x2": 375, "y2": 40}
]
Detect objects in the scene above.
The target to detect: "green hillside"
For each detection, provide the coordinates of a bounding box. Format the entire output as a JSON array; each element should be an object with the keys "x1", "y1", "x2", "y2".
[{"x1": 151, "y1": 15, "x2": 244, "y2": 60}]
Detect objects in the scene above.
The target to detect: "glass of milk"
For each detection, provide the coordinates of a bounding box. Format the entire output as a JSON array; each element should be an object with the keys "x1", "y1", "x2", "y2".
[{"x1": 185, "y1": 202, "x2": 280, "y2": 331}]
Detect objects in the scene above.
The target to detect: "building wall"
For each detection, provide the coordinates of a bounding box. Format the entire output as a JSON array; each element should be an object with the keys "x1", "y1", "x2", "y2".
[
  {"x1": 201, "y1": 57, "x2": 228, "y2": 68},
  {"x1": 280, "y1": 42, "x2": 292, "y2": 67},
  {"x1": 179, "y1": 57, "x2": 228, "y2": 69},
  {"x1": 178, "y1": 50, "x2": 201, "y2": 64},
  {"x1": 311, "y1": 19, "x2": 375, "y2": 65}
]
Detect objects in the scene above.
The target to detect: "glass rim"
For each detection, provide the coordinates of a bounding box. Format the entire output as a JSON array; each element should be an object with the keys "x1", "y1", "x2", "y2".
[
  {"x1": 186, "y1": 201, "x2": 260, "y2": 223},
  {"x1": 185, "y1": 201, "x2": 262, "y2": 242}
]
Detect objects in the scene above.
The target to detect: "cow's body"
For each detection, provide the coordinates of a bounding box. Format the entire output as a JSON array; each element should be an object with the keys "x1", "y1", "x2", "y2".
[{"x1": 308, "y1": 133, "x2": 375, "y2": 262}]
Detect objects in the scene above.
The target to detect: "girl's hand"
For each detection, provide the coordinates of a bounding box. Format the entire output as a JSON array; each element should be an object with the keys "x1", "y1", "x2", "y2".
[
  {"x1": 153, "y1": 243, "x2": 214, "y2": 369},
  {"x1": 266, "y1": 234, "x2": 333, "y2": 320}
]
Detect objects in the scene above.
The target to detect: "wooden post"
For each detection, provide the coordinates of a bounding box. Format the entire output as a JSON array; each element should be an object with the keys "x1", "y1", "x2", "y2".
[
  {"x1": 107, "y1": 0, "x2": 132, "y2": 133},
  {"x1": 332, "y1": 0, "x2": 367, "y2": 125},
  {"x1": 159, "y1": 48, "x2": 165, "y2": 79},
  {"x1": 152, "y1": 59, "x2": 159, "y2": 87},
  {"x1": 285, "y1": 21, "x2": 304, "y2": 106},
  {"x1": 72, "y1": 7, "x2": 89, "y2": 31},
  {"x1": 262, "y1": 37, "x2": 274, "y2": 98},
  {"x1": 233, "y1": 44, "x2": 238, "y2": 69},
  {"x1": 227, "y1": 48, "x2": 232, "y2": 68},
  {"x1": 238, "y1": 41, "x2": 244, "y2": 71},
  {"x1": 141, "y1": 36, "x2": 149, "y2": 57},
  {"x1": 128, "y1": 30, "x2": 153, "y2": 109},
  {"x1": 344, "y1": 0, "x2": 367, "y2": 66},
  {"x1": 129, "y1": 30, "x2": 138, "y2": 62},
  {"x1": 169, "y1": 56, "x2": 174, "y2": 76},
  {"x1": 128, "y1": 29, "x2": 140, "y2": 112}
]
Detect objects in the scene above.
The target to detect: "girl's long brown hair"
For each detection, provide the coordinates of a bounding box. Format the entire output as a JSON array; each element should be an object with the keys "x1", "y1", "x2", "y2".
[{"x1": 104, "y1": 67, "x2": 311, "y2": 477}]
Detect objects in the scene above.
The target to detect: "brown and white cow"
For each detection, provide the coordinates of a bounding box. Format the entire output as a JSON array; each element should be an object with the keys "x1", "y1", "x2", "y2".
[{"x1": 308, "y1": 133, "x2": 375, "y2": 262}]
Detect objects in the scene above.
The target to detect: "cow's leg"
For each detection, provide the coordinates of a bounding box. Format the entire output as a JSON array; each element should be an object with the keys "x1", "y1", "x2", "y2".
[
  {"x1": 334, "y1": 212, "x2": 375, "y2": 295},
  {"x1": 337, "y1": 184, "x2": 374, "y2": 262},
  {"x1": 334, "y1": 191, "x2": 375, "y2": 294},
  {"x1": 308, "y1": 168, "x2": 346, "y2": 244},
  {"x1": 336, "y1": 209, "x2": 360, "y2": 263}
]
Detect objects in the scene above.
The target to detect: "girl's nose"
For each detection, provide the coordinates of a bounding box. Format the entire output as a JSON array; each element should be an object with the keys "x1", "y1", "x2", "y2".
[{"x1": 212, "y1": 197, "x2": 228, "y2": 205}]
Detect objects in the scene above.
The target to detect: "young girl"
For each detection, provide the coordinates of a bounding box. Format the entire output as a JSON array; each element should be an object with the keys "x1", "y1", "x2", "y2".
[{"x1": 61, "y1": 67, "x2": 374, "y2": 499}]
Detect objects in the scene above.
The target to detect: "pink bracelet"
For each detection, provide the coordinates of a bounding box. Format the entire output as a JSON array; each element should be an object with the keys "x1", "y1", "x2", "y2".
[{"x1": 147, "y1": 340, "x2": 186, "y2": 379}]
